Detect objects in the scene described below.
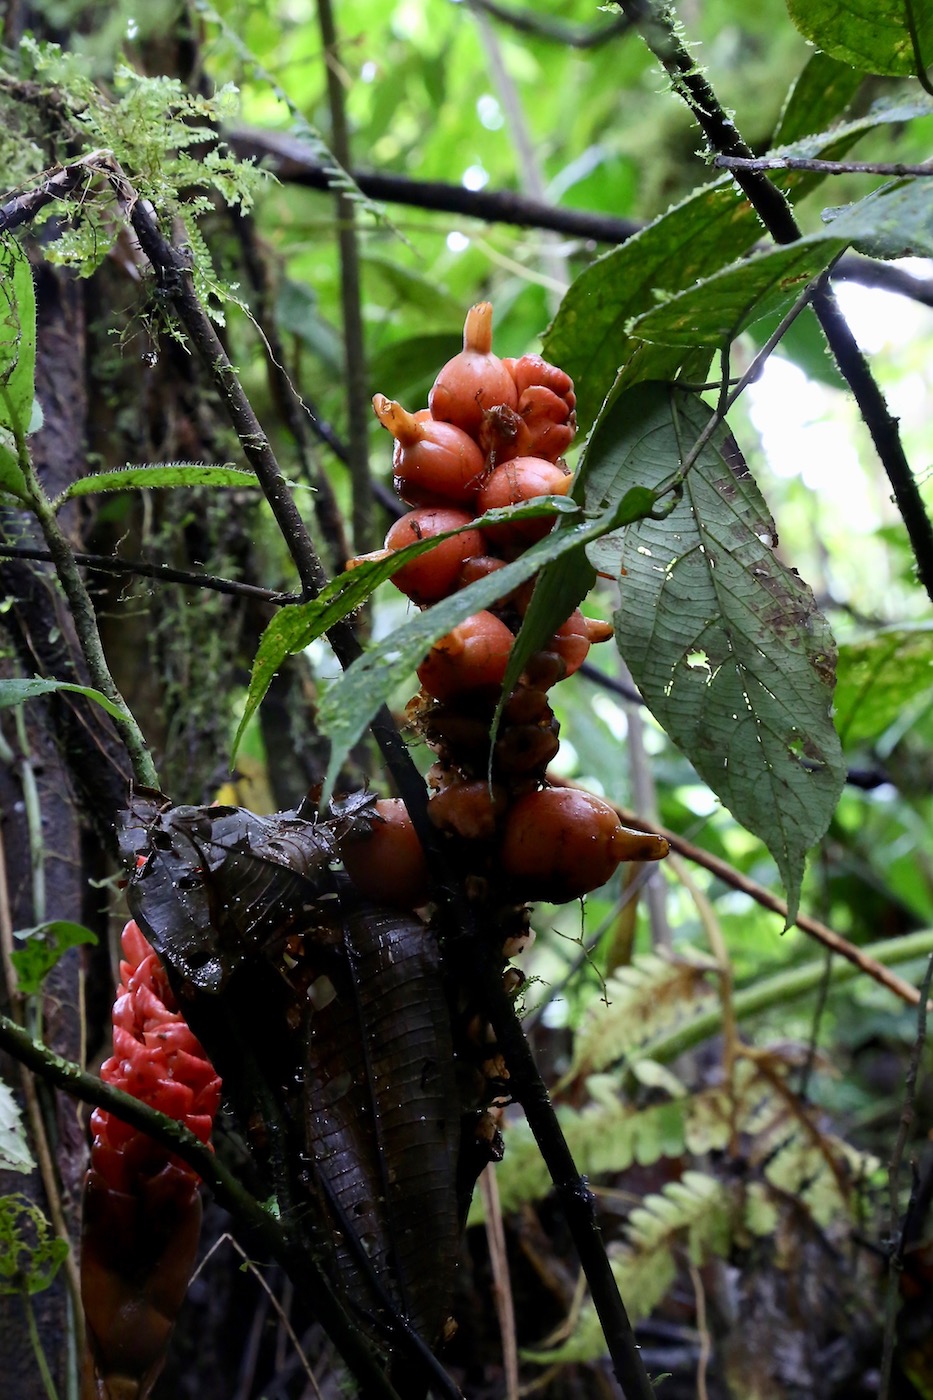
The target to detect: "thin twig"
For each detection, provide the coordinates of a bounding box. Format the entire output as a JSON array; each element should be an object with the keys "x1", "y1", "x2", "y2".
[
  {"x1": 479, "y1": 1166, "x2": 519, "y2": 1400},
  {"x1": 226, "y1": 128, "x2": 641, "y2": 244},
  {"x1": 12, "y1": 431, "x2": 157, "y2": 788},
  {"x1": 480, "y1": 967, "x2": 656, "y2": 1400},
  {"x1": 668, "y1": 274, "x2": 826, "y2": 488},
  {"x1": 455, "y1": 0, "x2": 635, "y2": 49},
  {"x1": 687, "y1": 1260, "x2": 711, "y2": 1400},
  {"x1": 0, "y1": 542, "x2": 297, "y2": 602},
  {"x1": 879, "y1": 948, "x2": 933, "y2": 1396},
  {"x1": 618, "y1": 0, "x2": 933, "y2": 606},
  {"x1": 714, "y1": 155, "x2": 933, "y2": 177},
  {"x1": 190, "y1": 1233, "x2": 323, "y2": 1400}
]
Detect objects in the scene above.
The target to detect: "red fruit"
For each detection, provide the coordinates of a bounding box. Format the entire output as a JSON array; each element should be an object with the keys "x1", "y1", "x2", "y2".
[
  {"x1": 500, "y1": 787, "x2": 668, "y2": 902},
  {"x1": 476, "y1": 457, "x2": 572, "y2": 547},
  {"x1": 417, "y1": 611, "x2": 515, "y2": 702},
  {"x1": 540, "y1": 610, "x2": 599, "y2": 680},
  {"x1": 339, "y1": 798, "x2": 431, "y2": 907},
  {"x1": 516, "y1": 386, "x2": 577, "y2": 462},
  {"x1": 504, "y1": 353, "x2": 575, "y2": 405},
  {"x1": 428, "y1": 303, "x2": 518, "y2": 434},
  {"x1": 385, "y1": 508, "x2": 486, "y2": 605},
  {"x1": 373, "y1": 394, "x2": 487, "y2": 505}
]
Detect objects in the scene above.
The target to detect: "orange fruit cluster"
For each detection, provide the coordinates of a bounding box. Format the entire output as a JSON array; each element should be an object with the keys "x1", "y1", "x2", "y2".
[{"x1": 341, "y1": 304, "x2": 668, "y2": 908}]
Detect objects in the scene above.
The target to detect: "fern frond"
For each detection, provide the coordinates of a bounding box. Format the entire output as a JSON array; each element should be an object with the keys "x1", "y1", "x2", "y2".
[
  {"x1": 571, "y1": 949, "x2": 718, "y2": 1078},
  {"x1": 523, "y1": 1172, "x2": 732, "y2": 1363}
]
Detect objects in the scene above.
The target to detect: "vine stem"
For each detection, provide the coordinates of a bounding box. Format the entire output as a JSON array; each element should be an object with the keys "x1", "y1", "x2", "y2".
[
  {"x1": 10, "y1": 418, "x2": 157, "y2": 789},
  {"x1": 618, "y1": 0, "x2": 933, "y2": 606}
]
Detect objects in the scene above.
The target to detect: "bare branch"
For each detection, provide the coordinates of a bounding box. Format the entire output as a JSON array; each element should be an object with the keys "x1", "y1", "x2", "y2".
[{"x1": 714, "y1": 154, "x2": 933, "y2": 177}]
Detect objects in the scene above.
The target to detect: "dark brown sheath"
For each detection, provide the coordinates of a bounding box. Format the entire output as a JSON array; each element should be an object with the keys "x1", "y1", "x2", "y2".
[{"x1": 120, "y1": 791, "x2": 462, "y2": 1352}]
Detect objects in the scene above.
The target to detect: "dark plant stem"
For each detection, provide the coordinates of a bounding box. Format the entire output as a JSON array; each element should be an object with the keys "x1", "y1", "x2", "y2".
[
  {"x1": 0, "y1": 1010, "x2": 402, "y2": 1400},
  {"x1": 457, "y1": 0, "x2": 635, "y2": 48},
  {"x1": 227, "y1": 129, "x2": 642, "y2": 243},
  {"x1": 316, "y1": 0, "x2": 372, "y2": 554},
  {"x1": 480, "y1": 969, "x2": 656, "y2": 1400},
  {"x1": 618, "y1": 0, "x2": 933, "y2": 605},
  {"x1": 15, "y1": 443, "x2": 158, "y2": 787}
]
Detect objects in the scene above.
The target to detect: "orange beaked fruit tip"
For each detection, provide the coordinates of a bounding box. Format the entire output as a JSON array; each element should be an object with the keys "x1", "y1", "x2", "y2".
[
  {"x1": 463, "y1": 301, "x2": 494, "y2": 354},
  {"x1": 372, "y1": 394, "x2": 422, "y2": 446}
]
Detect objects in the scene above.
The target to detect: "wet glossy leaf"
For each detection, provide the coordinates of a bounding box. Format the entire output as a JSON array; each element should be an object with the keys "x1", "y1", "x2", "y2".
[
  {"x1": 785, "y1": 0, "x2": 933, "y2": 78},
  {"x1": 0, "y1": 677, "x2": 126, "y2": 722}
]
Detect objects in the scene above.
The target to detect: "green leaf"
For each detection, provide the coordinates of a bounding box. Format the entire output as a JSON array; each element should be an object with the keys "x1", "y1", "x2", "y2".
[
  {"x1": 826, "y1": 178, "x2": 933, "y2": 259},
  {"x1": 586, "y1": 384, "x2": 845, "y2": 922},
  {"x1": 543, "y1": 182, "x2": 755, "y2": 435},
  {"x1": 55, "y1": 463, "x2": 257, "y2": 505},
  {"x1": 232, "y1": 496, "x2": 583, "y2": 762},
  {"x1": 785, "y1": 0, "x2": 933, "y2": 78},
  {"x1": 546, "y1": 93, "x2": 933, "y2": 437},
  {"x1": 0, "y1": 1084, "x2": 34, "y2": 1176},
  {"x1": 0, "y1": 239, "x2": 36, "y2": 439},
  {"x1": 773, "y1": 50, "x2": 864, "y2": 147},
  {"x1": 316, "y1": 496, "x2": 656, "y2": 801},
  {"x1": 629, "y1": 237, "x2": 848, "y2": 349},
  {"x1": 11, "y1": 921, "x2": 98, "y2": 996},
  {"x1": 834, "y1": 625, "x2": 933, "y2": 746},
  {"x1": 0, "y1": 677, "x2": 126, "y2": 722}
]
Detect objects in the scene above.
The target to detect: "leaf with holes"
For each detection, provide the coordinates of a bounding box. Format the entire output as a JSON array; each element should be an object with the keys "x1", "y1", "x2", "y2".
[{"x1": 585, "y1": 382, "x2": 845, "y2": 922}]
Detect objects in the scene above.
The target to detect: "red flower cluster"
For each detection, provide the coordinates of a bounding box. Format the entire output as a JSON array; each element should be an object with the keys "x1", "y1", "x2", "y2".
[
  {"x1": 81, "y1": 921, "x2": 221, "y2": 1400},
  {"x1": 89, "y1": 919, "x2": 220, "y2": 1189}
]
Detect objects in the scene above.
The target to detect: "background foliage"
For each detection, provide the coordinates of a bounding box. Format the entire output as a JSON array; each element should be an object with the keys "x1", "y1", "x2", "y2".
[{"x1": 0, "y1": 0, "x2": 932, "y2": 1397}]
